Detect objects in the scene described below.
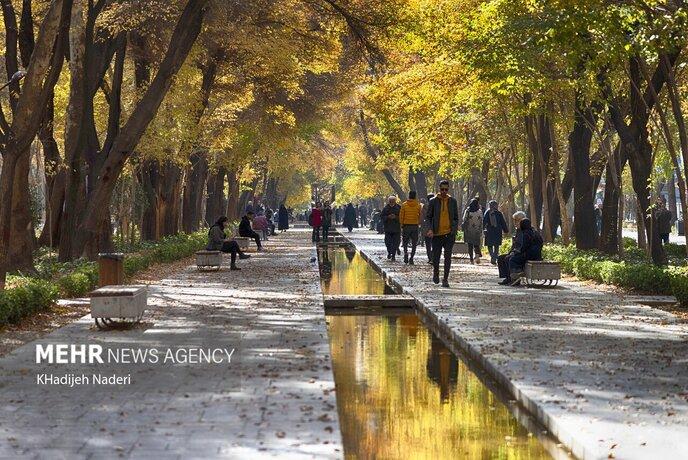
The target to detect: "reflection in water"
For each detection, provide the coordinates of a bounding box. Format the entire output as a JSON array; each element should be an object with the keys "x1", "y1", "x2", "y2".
[
  {"x1": 319, "y1": 246, "x2": 394, "y2": 295},
  {"x1": 326, "y1": 314, "x2": 551, "y2": 459}
]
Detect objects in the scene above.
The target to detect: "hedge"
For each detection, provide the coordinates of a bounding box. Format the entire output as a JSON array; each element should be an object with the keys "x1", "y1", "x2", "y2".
[
  {"x1": 0, "y1": 230, "x2": 207, "y2": 327},
  {"x1": 543, "y1": 244, "x2": 688, "y2": 306}
]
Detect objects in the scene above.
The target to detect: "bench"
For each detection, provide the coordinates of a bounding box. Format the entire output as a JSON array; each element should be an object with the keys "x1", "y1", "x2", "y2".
[
  {"x1": 452, "y1": 242, "x2": 471, "y2": 260},
  {"x1": 196, "y1": 250, "x2": 223, "y2": 271},
  {"x1": 90, "y1": 285, "x2": 147, "y2": 329},
  {"x1": 231, "y1": 236, "x2": 250, "y2": 250},
  {"x1": 524, "y1": 261, "x2": 561, "y2": 287}
]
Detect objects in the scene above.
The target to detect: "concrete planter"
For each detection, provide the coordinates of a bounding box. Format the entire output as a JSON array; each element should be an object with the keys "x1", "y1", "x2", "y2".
[{"x1": 196, "y1": 250, "x2": 222, "y2": 270}]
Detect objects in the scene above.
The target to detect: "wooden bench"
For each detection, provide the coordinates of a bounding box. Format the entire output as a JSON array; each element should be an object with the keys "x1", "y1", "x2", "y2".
[
  {"x1": 196, "y1": 250, "x2": 223, "y2": 271},
  {"x1": 524, "y1": 261, "x2": 561, "y2": 287},
  {"x1": 452, "y1": 242, "x2": 471, "y2": 260},
  {"x1": 90, "y1": 285, "x2": 147, "y2": 329}
]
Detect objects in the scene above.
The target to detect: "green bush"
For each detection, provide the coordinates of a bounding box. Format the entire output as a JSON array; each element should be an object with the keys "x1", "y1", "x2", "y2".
[{"x1": 0, "y1": 279, "x2": 59, "y2": 325}]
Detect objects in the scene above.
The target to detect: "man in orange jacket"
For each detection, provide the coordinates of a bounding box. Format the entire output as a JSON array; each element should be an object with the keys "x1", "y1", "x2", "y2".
[{"x1": 399, "y1": 190, "x2": 422, "y2": 264}]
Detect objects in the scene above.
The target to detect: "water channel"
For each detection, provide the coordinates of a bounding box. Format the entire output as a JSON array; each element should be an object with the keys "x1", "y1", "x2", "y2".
[{"x1": 318, "y1": 243, "x2": 562, "y2": 459}]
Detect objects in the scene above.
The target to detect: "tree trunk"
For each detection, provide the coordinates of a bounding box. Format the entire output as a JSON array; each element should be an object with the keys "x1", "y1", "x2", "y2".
[
  {"x1": 568, "y1": 92, "x2": 598, "y2": 250},
  {"x1": 600, "y1": 146, "x2": 625, "y2": 254},
  {"x1": 206, "y1": 168, "x2": 226, "y2": 224},
  {"x1": 181, "y1": 150, "x2": 208, "y2": 232}
]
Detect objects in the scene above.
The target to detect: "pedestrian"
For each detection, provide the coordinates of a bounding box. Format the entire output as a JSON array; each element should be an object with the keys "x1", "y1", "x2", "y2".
[
  {"x1": 400, "y1": 190, "x2": 422, "y2": 264},
  {"x1": 425, "y1": 180, "x2": 459, "y2": 287},
  {"x1": 322, "y1": 201, "x2": 333, "y2": 242},
  {"x1": 245, "y1": 200, "x2": 254, "y2": 214},
  {"x1": 381, "y1": 195, "x2": 402, "y2": 261},
  {"x1": 462, "y1": 197, "x2": 484, "y2": 264},
  {"x1": 654, "y1": 197, "x2": 673, "y2": 245},
  {"x1": 359, "y1": 204, "x2": 368, "y2": 227},
  {"x1": 507, "y1": 218, "x2": 544, "y2": 286},
  {"x1": 239, "y1": 211, "x2": 263, "y2": 251},
  {"x1": 207, "y1": 216, "x2": 250, "y2": 270},
  {"x1": 483, "y1": 200, "x2": 509, "y2": 265},
  {"x1": 421, "y1": 194, "x2": 434, "y2": 264},
  {"x1": 253, "y1": 212, "x2": 270, "y2": 240},
  {"x1": 277, "y1": 204, "x2": 289, "y2": 232},
  {"x1": 335, "y1": 206, "x2": 341, "y2": 225},
  {"x1": 594, "y1": 202, "x2": 603, "y2": 236},
  {"x1": 343, "y1": 203, "x2": 357, "y2": 232},
  {"x1": 309, "y1": 202, "x2": 323, "y2": 242},
  {"x1": 497, "y1": 211, "x2": 527, "y2": 285}
]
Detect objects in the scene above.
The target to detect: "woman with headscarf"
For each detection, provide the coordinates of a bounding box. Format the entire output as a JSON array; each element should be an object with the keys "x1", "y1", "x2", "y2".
[
  {"x1": 507, "y1": 218, "x2": 544, "y2": 286},
  {"x1": 207, "y1": 216, "x2": 251, "y2": 270},
  {"x1": 343, "y1": 203, "x2": 357, "y2": 232},
  {"x1": 462, "y1": 198, "x2": 484, "y2": 264},
  {"x1": 277, "y1": 204, "x2": 289, "y2": 232},
  {"x1": 483, "y1": 200, "x2": 509, "y2": 265}
]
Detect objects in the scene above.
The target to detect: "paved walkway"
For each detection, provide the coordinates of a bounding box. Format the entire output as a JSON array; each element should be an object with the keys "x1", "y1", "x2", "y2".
[
  {"x1": 0, "y1": 230, "x2": 341, "y2": 459},
  {"x1": 344, "y1": 229, "x2": 688, "y2": 460}
]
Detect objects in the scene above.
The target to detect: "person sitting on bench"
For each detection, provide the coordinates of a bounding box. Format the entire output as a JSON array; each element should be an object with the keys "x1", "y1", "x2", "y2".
[
  {"x1": 207, "y1": 216, "x2": 250, "y2": 270},
  {"x1": 507, "y1": 218, "x2": 543, "y2": 286},
  {"x1": 497, "y1": 211, "x2": 526, "y2": 285},
  {"x1": 239, "y1": 211, "x2": 263, "y2": 250}
]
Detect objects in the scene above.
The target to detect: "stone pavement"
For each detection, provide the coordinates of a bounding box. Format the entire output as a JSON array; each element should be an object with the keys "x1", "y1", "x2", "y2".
[
  {"x1": 344, "y1": 229, "x2": 688, "y2": 460},
  {"x1": 0, "y1": 229, "x2": 341, "y2": 459}
]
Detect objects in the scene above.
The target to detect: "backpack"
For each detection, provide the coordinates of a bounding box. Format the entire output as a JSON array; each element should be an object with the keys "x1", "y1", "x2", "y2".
[{"x1": 308, "y1": 212, "x2": 314, "y2": 227}]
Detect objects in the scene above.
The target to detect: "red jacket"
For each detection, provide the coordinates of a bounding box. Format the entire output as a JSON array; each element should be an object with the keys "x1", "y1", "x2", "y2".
[{"x1": 310, "y1": 208, "x2": 323, "y2": 227}]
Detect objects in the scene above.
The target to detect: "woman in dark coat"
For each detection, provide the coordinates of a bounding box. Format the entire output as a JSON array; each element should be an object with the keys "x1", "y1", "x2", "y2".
[
  {"x1": 508, "y1": 218, "x2": 543, "y2": 286},
  {"x1": 277, "y1": 204, "x2": 289, "y2": 232},
  {"x1": 207, "y1": 216, "x2": 250, "y2": 270},
  {"x1": 343, "y1": 203, "x2": 357, "y2": 232},
  {"x1": 483, "y1": 200, "x2": 509, "y2": 265}
]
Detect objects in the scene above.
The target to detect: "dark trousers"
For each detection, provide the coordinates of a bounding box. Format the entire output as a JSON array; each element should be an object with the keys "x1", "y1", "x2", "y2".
[
  {"x1": 487, "y1": 245, "x2": 500, "y2": 262},
  {"x1": 240, "y1": 230, "x2": 262, "y2": 249},
  {"x1": 385, "y1": 231, "x2": 401, "y2": 257},
  {"x1": 402, "y1": 225, "x2": 419, "y2": 259},
  {"x1": 221, "y1": 241, "x2": 240, "y2": 265},
  {"x1": 323, "y1": 225, "x2": 331, "y2": 242},
  {"x1": 424, "y1": 236, "x2": 432, "y2": 261},
  {"x1": 497, "y1": 254, "x2": 511, "y2": 279},
  {"x1": 468, "y1": 243, "x2": 482, "y2": 261},
  {"x1": 432, "y1": 234, "x2": 455, "y2": 281},
  {"x1": 312, "y1": 226, "x2": 321, "y2": 242}
]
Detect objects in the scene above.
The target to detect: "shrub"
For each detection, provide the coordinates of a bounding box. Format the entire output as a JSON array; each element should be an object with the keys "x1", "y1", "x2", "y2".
[{"x1": 0, "y1": 279, "x2": 59, "y2": 326}]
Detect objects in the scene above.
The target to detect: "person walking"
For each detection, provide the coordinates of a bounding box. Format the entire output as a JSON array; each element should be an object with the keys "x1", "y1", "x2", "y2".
[
  {"x1": 359, "y1": 204, "x2": 368, "y2": 227},
  {"x1": 462, "y1": 197, "x2": 484, "y2": 264},
  {"x1": 425, "y1": 180, "x2": 459, "y2": 287},
  {"x1": 381, "y1": 196, "x2": 402, "y2": 261},
  {"x1": 483, "y1": 200, "x2": 509, "y2": 265},
  {"x1": 277, "y1": 204, "x2": 289, "y2": 232},
  {"x1": 207, "y1": 216, "x2": 250, "y2": 270},
  {"x1": 421, "y1": 194, "x2": 435, "y2": 264},
  {"x1": 654, "y1": 197, "x2": 673, "y2": 245},
  {"x1": 497, "y1": 211, "x2": 527, "y2": 285},
  {"x1": 238, "y1": 211, "x2": 263, "y2": 251},
  {"x1": 343, "y1": 203, "x2": 357, "y2": 232},
  {"x1": 322, "y1": 201, "x2": 333, "y2": 242},
  {"x1": 400, "y1": 191, "x2": 422, "y2": 264},
  {"x1": 309, "y1": 202, "x2": 323, "y2": 242}
]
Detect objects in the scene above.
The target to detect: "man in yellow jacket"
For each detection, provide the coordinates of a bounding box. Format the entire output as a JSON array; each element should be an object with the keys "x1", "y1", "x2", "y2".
[{"x1": 399, "y1": 190, "x2": 422, "y2": 264}]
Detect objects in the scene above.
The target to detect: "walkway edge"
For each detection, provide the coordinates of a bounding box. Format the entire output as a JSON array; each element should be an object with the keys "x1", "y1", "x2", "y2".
[{"x1": 347, "y1": 237, "x2": 589, "y2": 460}]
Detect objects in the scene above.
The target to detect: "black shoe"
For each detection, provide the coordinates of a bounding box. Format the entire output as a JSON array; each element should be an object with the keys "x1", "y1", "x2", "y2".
[
  {"x1": 230, "y1": 265, "x2": 241, "y2": 271},
  {"x1": 391, "y1": 255, "x2": 396, "y2": 262},
  {"x1": 409, "y1": 258, "x2": 414, "y2": 265},
  {"x1": 239, "y1": 253, "x2": 251, "y2": 260},
  {"x1": 433, "y1": 273, "x2": 440, "y2": 284},
  {"x1": 387, "y1": 253, "x2": 392, "y2": 260},
  {"x1": 498, "y1": 278, "x2": 510, "y2": 285},
  {"x1": 442, "y1": 280, "x2": 450, "y2": 288},
  {"x1": 404, "y1": 254, "x2": 408, "y2": 264}
]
